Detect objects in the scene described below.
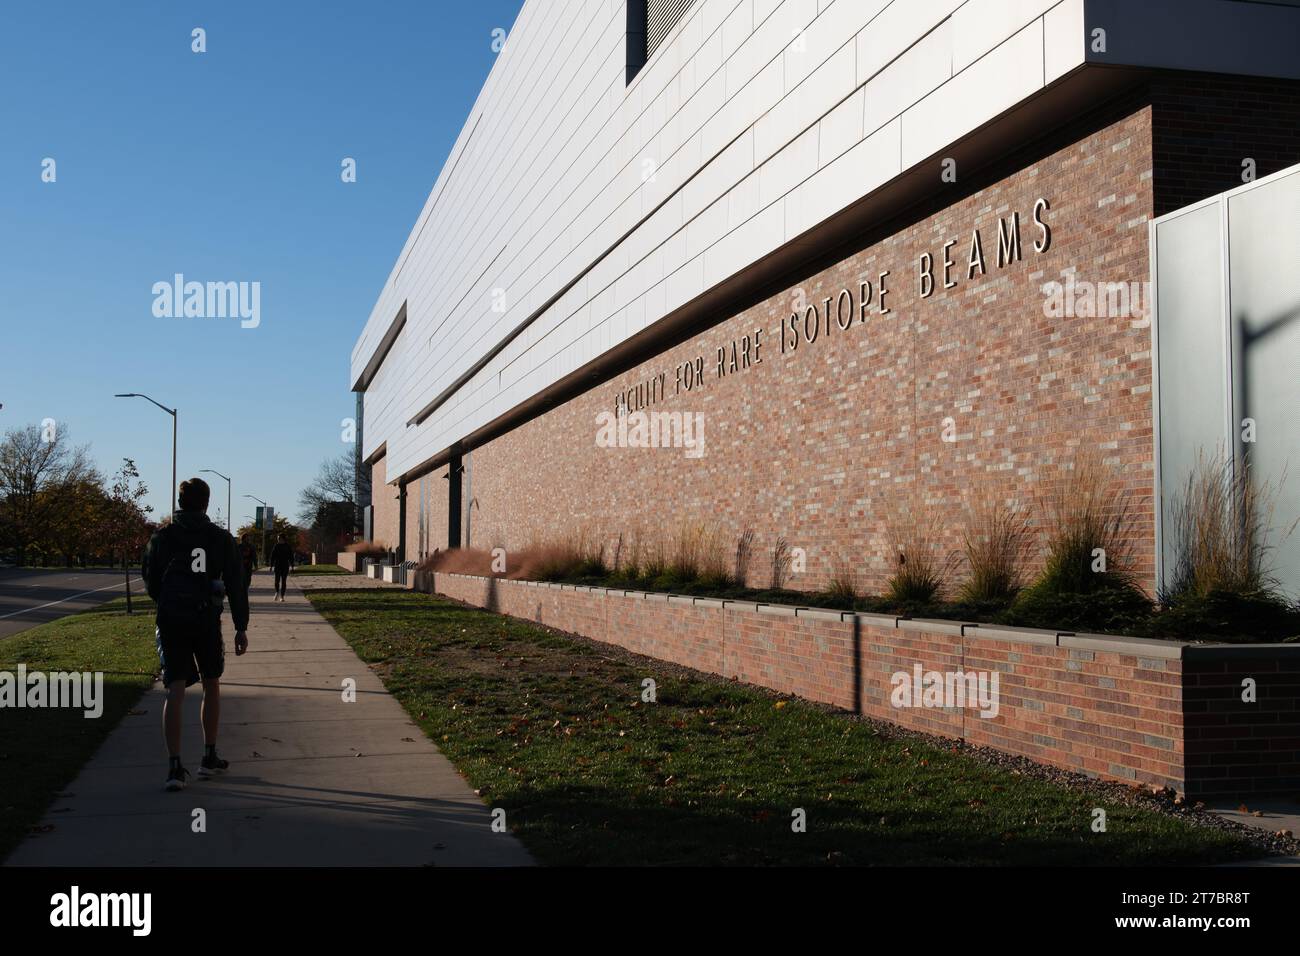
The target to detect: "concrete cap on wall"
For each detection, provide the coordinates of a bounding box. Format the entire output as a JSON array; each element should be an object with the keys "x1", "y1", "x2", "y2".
[
  {"x1": 1182, "y1": 644, "x2": 1300, "y2": 660},
  {"x1": 853, "y1": 612, "x2": 904, "y2": 629},
  {"x1": 962, "y1": 624, "x2": 1062, "y2": 647},
  {"x1": 795, "y1": 607, "x2": 853, "y2": 623},
  {"x1": 898, "y1": 617, "x2": 967, "y2": 637},
  {"x1": 433, "y1": 572, "x2": 1298, "y2": 663},
  {"x1": 1059, "y1": 632, "x2": 1186, "y2": 660}
]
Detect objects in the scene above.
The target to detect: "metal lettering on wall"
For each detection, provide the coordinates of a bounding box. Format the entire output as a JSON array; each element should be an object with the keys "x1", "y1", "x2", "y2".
[{"x1": 612, "y1": 199, "x2": 1052, "y2": 415}]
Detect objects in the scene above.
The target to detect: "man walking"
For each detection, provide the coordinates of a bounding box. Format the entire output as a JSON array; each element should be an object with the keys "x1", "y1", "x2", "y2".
[
  {"x1": 142, "y1": 477, "x2": 249, "y2": 791},
  {"x1": 269, "y1": 533, "x2": 294, "y2": 602},
  {"x1": 238, "y1": 534, "x2": 258, "y2": 597}
]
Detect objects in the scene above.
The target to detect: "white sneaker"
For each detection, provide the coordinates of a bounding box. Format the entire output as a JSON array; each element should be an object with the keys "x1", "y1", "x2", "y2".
[{"x1": 164, "y1": 765, "x2": 189, "y2": 792}]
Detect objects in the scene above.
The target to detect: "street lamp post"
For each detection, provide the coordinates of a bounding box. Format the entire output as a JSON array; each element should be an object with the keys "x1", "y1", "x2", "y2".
[
  {"x1": 201, "y1": 469, "x2": 232, "y2": 531},
  {"x1": 244, "y1": 493, "x2": 269, "y2": 562},
  {"x1": 115, "y1": 393, "x2": 178, "y2": 515}
]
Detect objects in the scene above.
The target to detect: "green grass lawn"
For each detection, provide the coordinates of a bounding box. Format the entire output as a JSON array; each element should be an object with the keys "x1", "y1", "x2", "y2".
[
  {"x1": 0, "y1": 597, "x2": 158, "y2": 862},
  {"x1": 294, "y1": 564, "x2": 349, "y2": 575},
  {"x1": 307, "y1": 589, "x2": 1262, "y2": 867}
]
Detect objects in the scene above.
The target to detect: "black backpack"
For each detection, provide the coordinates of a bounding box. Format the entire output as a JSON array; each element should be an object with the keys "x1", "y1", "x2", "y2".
[{"x1": 157, "y1": 524, "x2": 216, "y2": 627}]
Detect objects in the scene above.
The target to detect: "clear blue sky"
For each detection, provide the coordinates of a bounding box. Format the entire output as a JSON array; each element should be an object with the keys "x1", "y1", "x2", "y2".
[{"x1": 0, "y1": 0, "x2": 524, "y2": 527}]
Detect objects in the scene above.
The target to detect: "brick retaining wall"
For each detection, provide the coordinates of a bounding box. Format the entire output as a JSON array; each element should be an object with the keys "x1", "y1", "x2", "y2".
[{"x1": 429, "y1": 572, "x2": 1299, "y2": 799}]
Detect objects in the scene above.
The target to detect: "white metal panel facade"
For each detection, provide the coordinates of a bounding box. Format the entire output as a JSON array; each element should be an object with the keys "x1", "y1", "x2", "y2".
[{"x1": 353, "y1": 0, "x2": 1093, "y2": 482}]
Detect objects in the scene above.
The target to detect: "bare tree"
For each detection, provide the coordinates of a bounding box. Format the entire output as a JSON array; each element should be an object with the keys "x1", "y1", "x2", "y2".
[
  {"x1": 298, "y1": 453, "x2": 349, "y2": 517},
  {"x1": 298, "y1": 450, "x2": 368, "y2": 533}
]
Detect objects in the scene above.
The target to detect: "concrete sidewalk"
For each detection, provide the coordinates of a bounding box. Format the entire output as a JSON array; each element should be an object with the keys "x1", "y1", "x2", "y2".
[{"x1": 6, "y1": 571, "x2": 532, "y2": 867}]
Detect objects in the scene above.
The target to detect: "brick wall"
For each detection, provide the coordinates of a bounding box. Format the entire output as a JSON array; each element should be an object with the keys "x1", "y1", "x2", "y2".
[
  {"x1": 380, "y1": 75, "x2": 1300, "y2": 597},
  {"x1": 1150, "y1": 74, "x2": 1300, "y2": 216},
  {"x1": 432, "y1": 572, "x2": 1298, "y2": 798},
  {"x1": 402, "y1": 472, "x2": 450, "y2": 562},
  {"x1": 1183, "y1": 648, "x2": 1300, "y2": 796},
  {"x1": 369, "y1": 455, "x2": 399, "y2": 550},
  {"x1": 467, "y1": 102, "x2": 1157, "y2": 595}
]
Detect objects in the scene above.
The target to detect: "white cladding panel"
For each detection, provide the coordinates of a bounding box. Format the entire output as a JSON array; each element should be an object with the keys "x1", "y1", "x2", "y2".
[{"x1": 353, "y1": 0, "x2": 1091, "y2": 480}]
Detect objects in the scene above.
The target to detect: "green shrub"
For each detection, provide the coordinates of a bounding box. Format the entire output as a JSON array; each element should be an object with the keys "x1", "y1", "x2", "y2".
[
  {"x1": 651, "y1": 572, "x2": 688, "y2": 592},
  {"x1": 1030, "y1": 450, "x2": 1144, "y2": 596},
  {"x1": 1146, "y1": 588, "x2": 1300, "y2": 643},
  {"x1": 1004, "y1": 580, "x2": 1154, "y2": 634}
]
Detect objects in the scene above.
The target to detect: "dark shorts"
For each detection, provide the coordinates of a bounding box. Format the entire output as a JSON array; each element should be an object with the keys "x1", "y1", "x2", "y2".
[{"x1": 156, "y1": 616, "x2": 225, "y2": 687}]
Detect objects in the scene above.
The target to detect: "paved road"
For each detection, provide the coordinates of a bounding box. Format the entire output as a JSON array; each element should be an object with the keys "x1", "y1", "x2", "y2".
[
  {"x1": 5, "y1": 570, "x2": 533, "y2": 867},
  {"x1": 0, "y1": 568, "x2": 146, "y2": 639}
]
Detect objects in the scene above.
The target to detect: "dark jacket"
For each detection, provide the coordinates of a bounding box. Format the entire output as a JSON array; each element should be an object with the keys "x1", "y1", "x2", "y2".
[
  {"x1": 269, "y1": 542, "x2": 294, "y2": 572},
  {"x1": 142, "y1": 511, "x2": 250, "y2": 631},
  {"x1": 238, "y1": 541, "x2": 258, "y2": 579}
]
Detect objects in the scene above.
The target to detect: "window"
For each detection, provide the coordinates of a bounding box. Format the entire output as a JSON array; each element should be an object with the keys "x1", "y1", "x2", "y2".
[{"x1": 627, "y1": 0, "x2": 697, "y2": 84}]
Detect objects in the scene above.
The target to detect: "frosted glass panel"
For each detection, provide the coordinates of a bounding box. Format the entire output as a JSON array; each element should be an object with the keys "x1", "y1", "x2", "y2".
[
  {"x1": 1155, "y1": 203, "x2": 1227, "y2": 591},
  {"x1": 1229, "y1": 170, "x2": 1300, "y2": 598}
]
